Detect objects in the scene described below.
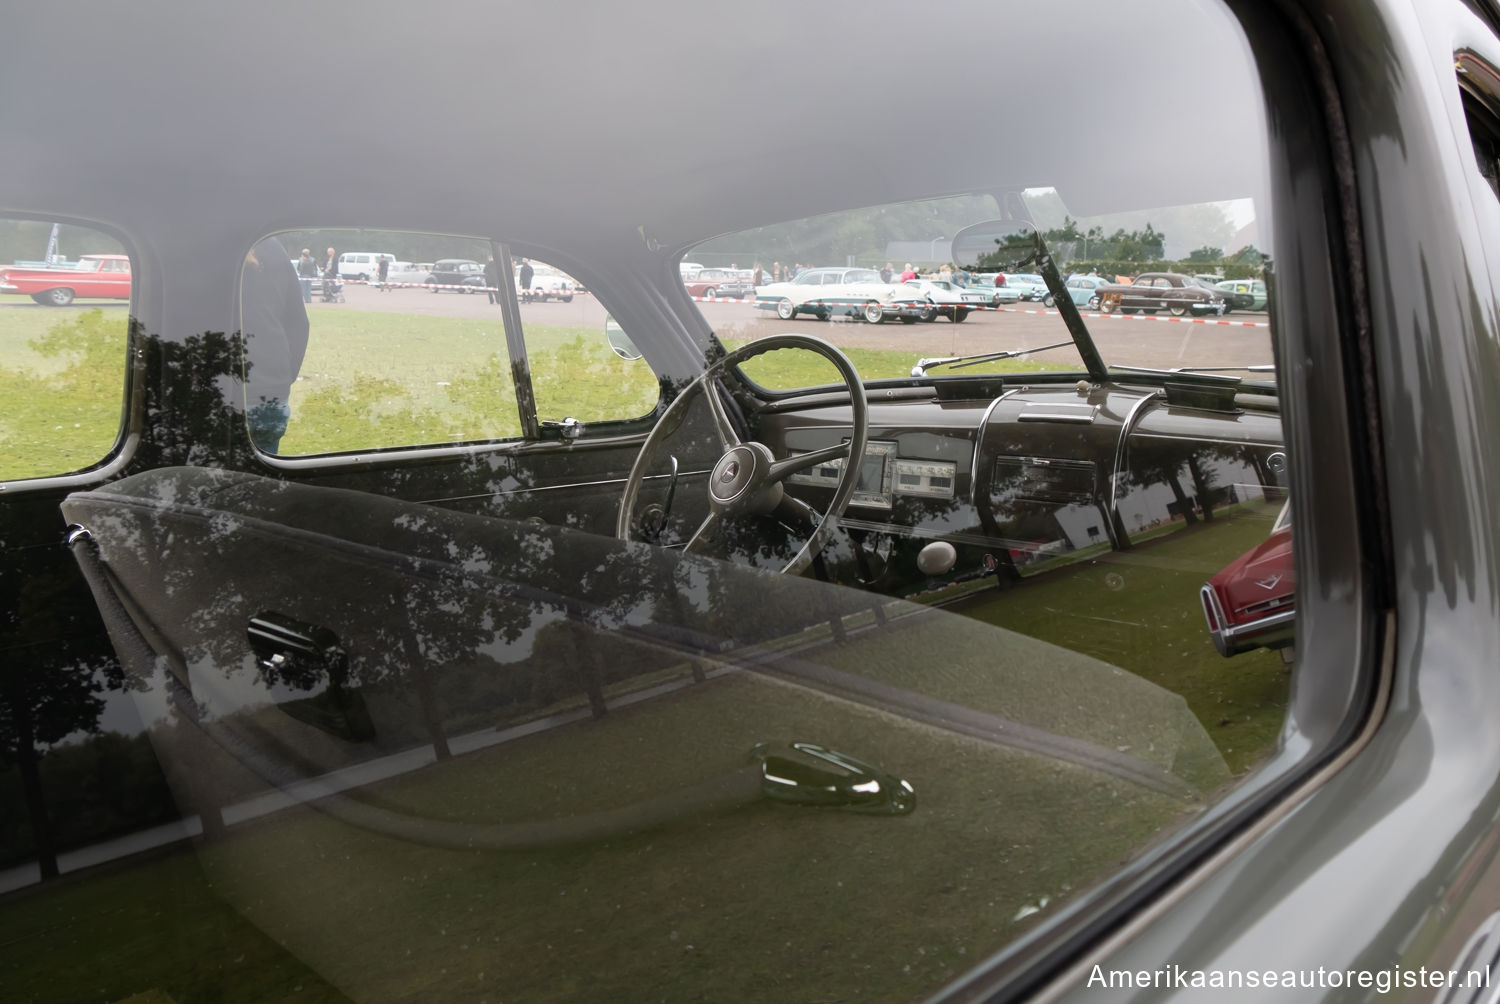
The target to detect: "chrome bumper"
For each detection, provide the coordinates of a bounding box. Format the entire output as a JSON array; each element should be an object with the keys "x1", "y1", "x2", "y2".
[{"x1": 1200, "y1": 583, "x2": 1296, "y2": 657}]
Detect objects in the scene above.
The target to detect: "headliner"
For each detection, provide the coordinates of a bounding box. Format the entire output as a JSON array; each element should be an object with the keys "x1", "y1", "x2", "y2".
[{"x1": 0, "y1": 1, "x2": 1269, "y2": 257}]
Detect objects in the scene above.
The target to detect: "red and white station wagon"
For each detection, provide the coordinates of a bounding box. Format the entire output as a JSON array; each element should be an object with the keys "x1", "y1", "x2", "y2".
[{"x1": 0, "y1": 253, "x2": 132, "y2": 305}]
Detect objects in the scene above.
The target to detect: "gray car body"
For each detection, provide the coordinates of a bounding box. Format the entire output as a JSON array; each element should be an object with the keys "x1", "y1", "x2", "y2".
[{"x1": 1, "y1": 0, "x2": 1499, "y2": 1001}]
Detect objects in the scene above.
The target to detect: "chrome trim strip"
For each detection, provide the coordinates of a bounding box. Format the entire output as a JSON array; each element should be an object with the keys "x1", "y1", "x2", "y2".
[
  {"x1": 970, "y1": 388, "x2": 1029, "y2": 506},
  {"x1": 1108, "y1": 390, "x2": 1163, "y2": 521}
]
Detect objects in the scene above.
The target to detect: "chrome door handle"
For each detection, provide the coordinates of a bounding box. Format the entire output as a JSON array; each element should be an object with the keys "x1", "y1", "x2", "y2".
[{"x1": 752, "y1": 741, "x2": 915, "y2": 815}]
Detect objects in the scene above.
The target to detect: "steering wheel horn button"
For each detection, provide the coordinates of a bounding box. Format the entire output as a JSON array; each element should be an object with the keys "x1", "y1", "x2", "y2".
[{"x1": 709, "y1": 442, "x2": 783, "y2": 515}]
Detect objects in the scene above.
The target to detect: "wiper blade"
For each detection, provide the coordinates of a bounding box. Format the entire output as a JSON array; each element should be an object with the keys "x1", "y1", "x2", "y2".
[
  {"x1": 1111, "y1": 363, "x2": 1275, "y2": 379},
  {"x1": 912, "y1": 340, "x2": 1076, "y2": 377}
]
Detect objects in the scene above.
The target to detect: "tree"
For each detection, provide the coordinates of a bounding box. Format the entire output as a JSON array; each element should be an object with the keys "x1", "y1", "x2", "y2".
[{"x1": 1186, "y1": 245, "x2": 1225, "y2": 263}]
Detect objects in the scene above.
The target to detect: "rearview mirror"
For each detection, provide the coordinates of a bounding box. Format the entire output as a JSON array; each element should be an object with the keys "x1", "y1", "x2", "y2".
[
  {"x1": 950, "y1": 219, "x2": 1040, "y2": 273},
  {"x1": 604, "y1": 315, "x2": 642, "y2": 360}
]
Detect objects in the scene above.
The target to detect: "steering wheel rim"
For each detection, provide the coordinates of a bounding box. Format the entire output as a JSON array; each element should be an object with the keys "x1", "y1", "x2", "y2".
[{"x1": 616, "y1": 333, "x2": 869, "y2": 575}]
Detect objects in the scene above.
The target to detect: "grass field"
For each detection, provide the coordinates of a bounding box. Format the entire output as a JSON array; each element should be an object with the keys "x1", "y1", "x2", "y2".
[{"x1": 1, "y1": 305, "x2": 1059, "y2": 477}]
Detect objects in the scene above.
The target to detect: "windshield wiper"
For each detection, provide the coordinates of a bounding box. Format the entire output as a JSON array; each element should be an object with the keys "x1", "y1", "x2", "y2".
[
  {"x1": 912, "y1": 339, "x2": 1077, "y2": 377},
  {"x1": 1110, "y1": 363, "x2": 1275, "y2": 378}
]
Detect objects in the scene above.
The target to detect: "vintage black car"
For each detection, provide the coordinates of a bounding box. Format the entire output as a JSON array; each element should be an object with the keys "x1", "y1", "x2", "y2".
[
  {"x1": 1096, "y1": 271, "x2": 1230, "y2": 316},
  {"x1": 423, "y1": 257, "x2": 489, "y2": 292},
  {"x1": 3, "y1": 1, "x2": 1500, "y2": 1002}
]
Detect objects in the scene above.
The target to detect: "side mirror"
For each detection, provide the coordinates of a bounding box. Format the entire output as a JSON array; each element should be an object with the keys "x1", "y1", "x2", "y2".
[
  {"x1": 605, "y1": 316, "x2": 642, "y2": 361},
  {"x1": 949, "y1": 219, "x2": 1041, "y2": 273}
]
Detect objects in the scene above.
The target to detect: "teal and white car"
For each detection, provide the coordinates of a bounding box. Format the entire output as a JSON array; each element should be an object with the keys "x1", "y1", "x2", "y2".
[{"x1": 1216, "y1": 276, "x2": 1268, "y2": 309}]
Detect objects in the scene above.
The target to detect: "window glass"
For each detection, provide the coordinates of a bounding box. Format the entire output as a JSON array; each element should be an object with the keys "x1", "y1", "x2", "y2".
[
  {"x1": 0, "y1": 219, "x2": 131, "y2": 481},
  {"x1": 246, "y1": 232, "x2": 659, "y2": 455}
]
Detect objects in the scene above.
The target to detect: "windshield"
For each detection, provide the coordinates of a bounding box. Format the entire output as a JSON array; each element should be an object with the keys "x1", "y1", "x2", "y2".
[{"x1": 690, "y1": 192, "x2": 1272, "y2": 390}]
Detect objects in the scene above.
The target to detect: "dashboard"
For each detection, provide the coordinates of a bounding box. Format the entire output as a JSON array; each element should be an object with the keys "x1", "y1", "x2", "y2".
[{"x1": 756, "y1": 379, "x2": 1286, "y2": 593}]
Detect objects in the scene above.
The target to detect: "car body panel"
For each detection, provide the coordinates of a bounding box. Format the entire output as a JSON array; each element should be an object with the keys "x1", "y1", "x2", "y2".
[
  {"x1": 0, "y1": 254, "x2": 131, "y2": 301},
  {"x1": 3, "y1": 1, "x2": 1500, "y2": 1002}
]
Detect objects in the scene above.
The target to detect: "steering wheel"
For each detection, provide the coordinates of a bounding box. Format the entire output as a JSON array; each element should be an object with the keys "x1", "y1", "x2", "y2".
[{"x1": 616, "y1": 333, "x2": 869, "y2": 575}]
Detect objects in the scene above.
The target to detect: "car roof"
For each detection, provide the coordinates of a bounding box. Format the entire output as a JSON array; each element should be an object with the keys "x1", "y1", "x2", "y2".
[{"x1": 0, "y1": 2, "x2": 1266, "y2": 263}]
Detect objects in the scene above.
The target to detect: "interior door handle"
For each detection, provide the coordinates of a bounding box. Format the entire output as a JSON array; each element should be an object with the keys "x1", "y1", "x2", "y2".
[{"x1": 753, "y1": 741, "x2": 915, "y2": 815}]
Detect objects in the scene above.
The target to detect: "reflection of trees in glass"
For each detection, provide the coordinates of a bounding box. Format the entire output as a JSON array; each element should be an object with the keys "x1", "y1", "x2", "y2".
[{"x1": 0, "y1": 558, "x2": 133, "y2": 878}]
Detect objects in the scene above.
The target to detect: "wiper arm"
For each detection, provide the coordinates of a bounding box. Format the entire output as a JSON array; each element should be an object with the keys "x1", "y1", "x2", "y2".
[{"x1": 912, "y1": 340, "x2": 1076, "y2": 377}]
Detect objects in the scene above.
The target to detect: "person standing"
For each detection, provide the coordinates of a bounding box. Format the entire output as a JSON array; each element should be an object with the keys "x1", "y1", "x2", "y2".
[
  {"x1": 376, "y1": 254, "x2": 390, "y2": 292},
  {"x1": 296, "y1": 248, "x2": 317, "y2": 303},
  {"x1": 518, "y1": 257, "x2": 534, "y2": 303},
  {"x1": 322, "y1": 247, "x2": 339, "y2": 302},
  {"x1": 484, "y1": 255, "x2": 500, "y2": 304},
  {"x1": 900, "y1": 262, "x2": 917, "y2": 282},
  {"x1": 242, "y1": 235, "x2": 310, "y2": 454},
  {"x1": 879, "y1": 262, "x2": 894, "y2": 283}
]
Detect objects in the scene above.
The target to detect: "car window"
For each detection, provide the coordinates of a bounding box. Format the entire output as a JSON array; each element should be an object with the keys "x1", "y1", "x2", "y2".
[
  {"x1": 0, "y1": 218, "x2": 132, "y2": 481},
  {"x1": 245, "y1": 229, "x2": 658, "y2": 456}
]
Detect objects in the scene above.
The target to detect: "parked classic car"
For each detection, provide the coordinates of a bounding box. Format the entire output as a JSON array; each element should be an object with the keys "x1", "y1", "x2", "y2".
[
  {"x1": 683, "y1": 266, "x2": 755, "y2": 299},
  {"x1": 1201, "y1": 502, "x2": 1295, "y2": 657},
  {"x1": 900, "y1": 277, "x2": 991, "y2": 321},
  {"x1": 425, "y1": 257, "x2": 489, "y2": 292},
  {"x1": 1064, "y1": 273, "x2": 1113, "y2": 309},
  {"x1": 522, "y1": 262, "x2": 577, "y2": 302},
  {"x1": 1218, "y1": 276, "x2": 1269, "y2": 309},
  {"x1": 5, "y1": 1, "x2": 1500, "y2": 1002},
  {"x1": 1096, "y1": 271, "x2": 1229, "y2": 316},
  {"x1": 753, "y1": 266, "x2": 922, "y2": 322},
  {"x1": 0, "y1": 253, "x2": 131, "y2": 305}
]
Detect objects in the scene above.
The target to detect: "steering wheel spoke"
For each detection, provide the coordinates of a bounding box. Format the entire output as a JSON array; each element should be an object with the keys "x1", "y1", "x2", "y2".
[
  {"x1": 704, "y1": 382, "x2": 742, "y2": 448},
  {"x1": 681, "y1": 511, "x2": 722, "y2": 555},
  {"x1": 767, "y1": 442, "x2": 852, "y2": 484},
  {"x1": 617, "y1": 333, "x2": 868, "y2": 575}
]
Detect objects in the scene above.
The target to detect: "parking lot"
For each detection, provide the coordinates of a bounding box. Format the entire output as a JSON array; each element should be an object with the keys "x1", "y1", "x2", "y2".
[{"x1": 325, "y1": 280, "x2": 1276, "y2": 374}]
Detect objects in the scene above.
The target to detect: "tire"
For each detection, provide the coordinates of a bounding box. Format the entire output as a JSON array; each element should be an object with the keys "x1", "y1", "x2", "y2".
[
  {"x1": 1121, "y1": 307, "x2": 1137, "y2": 315},
  {"x1": 900, "y1": 315, "x2": 917, "y2": 324},
  {"x1": 952, "y1": 308, "x2": 969, "y2": 323},
  {"x1": 38, "y1": 287, "x2": 75, "y2": 306},
  {"x1": 1042, "y1": 294, "x2": 1054, "y2": 308},
  {"x1": 918, "y1": 302, "x2": 938, "y2": 323},
  {"x1": 561, "y1": 295, "x2": 573, "y2": 302},
  {"x1": 775, "y1": 298, "x2": 795, "y2": 320},
  {"x1": 1169, "y1": 303, "x2": 1188, "y2": 317},
  {"x1": 1088, "y1": 296, "x2": 1101, "y2": 310},
  {"x1": 863, "y1": 301, "x2": 885, "y2": 324},
  {"x1": 703, "y1": 287, "x2": 717, "y2": 299}
]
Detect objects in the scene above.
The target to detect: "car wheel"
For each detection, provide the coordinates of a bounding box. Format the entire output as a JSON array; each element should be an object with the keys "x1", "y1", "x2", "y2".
[
  {"x1": 561, "y1": 295, "x2": 573, "y2": 302},
  {"x1": 776, "y1": 298, "x2": 795, "y2": 320},
  {"x1": 1042, "y1": 294, "x2": 1054, "y2": 308},
  {"x1": 863, "y1": 301, "x2": 884, "y2": 324},
  {"x1": 1121, "y1": 307, "x2": 1137, "y2": 315},
  {"x1": 39, "y1": 287, "x2": 75, "y2": 306},
  {"x1": 1169, "y1": 304, "x2": 1188, "y2": 317},
  {"x1": 900, "y1": 315, "x2": 917, "y2": 324},
  {"x1": 919, "y1": 302, "x2": 938, "y2": 322},
  {"x1": 1098, "y1": 298, "x2": 1115, "y2": 314},
  {"x1": 953, "y1": 308, "x2": 969, "y2": 323},
  {"x1": 1088, "y1": 295, "x2": 1101, "y2": 310}
]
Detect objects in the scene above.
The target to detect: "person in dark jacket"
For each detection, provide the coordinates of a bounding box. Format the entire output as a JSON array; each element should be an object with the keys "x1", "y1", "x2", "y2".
[
  {"x1": 242, "y1": 235, "x2": 310, "y2": 453},
  {"x1": 518, "y1": 257, "x2": 534, "y2": 303},
  {"x1": 296, "y1": 248, "x2": 318, "y2": 302},
  {"x1": 485, "y1": 255, "x2": 500, "y2": 304}
]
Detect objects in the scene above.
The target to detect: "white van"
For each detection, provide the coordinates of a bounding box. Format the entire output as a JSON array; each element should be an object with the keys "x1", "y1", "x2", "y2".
[{"x1": 337, "y1": 251, "x2": 397, "y2": 281}]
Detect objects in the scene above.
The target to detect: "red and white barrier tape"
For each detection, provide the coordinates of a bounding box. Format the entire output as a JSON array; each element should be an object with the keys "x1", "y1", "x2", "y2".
[{"x1": 318, "y1": 276, "x2": 591, "y2": 295}]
